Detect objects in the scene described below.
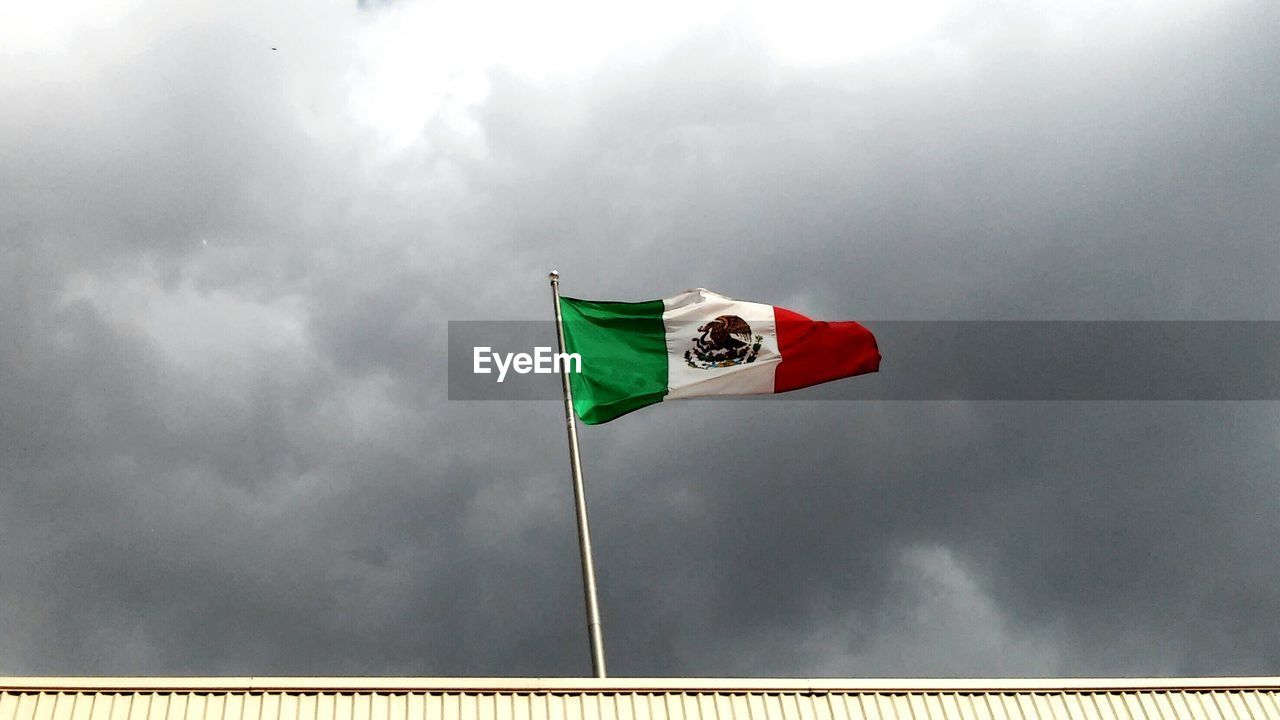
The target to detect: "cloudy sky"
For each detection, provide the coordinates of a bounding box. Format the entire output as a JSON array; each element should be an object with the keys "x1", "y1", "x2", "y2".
[{"x1": 3, "y1": 0, "x2": 1279, "y2": 678}]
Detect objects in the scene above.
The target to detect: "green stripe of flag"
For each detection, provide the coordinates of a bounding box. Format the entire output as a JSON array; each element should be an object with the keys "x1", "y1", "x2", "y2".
[{"x1": 560, "y1": 297, "x2": 668, "y2": 425}]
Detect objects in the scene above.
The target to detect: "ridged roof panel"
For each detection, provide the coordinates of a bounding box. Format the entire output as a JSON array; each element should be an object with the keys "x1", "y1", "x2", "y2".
[{"x1": 1, "y1": 679, "x2": 1279, "y2": 720}]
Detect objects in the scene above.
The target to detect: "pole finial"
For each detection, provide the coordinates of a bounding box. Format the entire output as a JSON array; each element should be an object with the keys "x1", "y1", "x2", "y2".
[{"x1": 549, "y1": 270, "x2": 560, "y2": 283}]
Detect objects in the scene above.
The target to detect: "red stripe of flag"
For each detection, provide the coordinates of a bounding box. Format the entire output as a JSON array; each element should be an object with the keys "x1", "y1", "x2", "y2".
[{"x1": 773, "y1": 306, "x2": 881, "y2": 393}]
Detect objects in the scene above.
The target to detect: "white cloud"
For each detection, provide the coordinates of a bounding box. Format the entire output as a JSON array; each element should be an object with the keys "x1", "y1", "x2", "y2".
[{"x1": 809, "y1": 544, "x2": 1066, "y2": 675}]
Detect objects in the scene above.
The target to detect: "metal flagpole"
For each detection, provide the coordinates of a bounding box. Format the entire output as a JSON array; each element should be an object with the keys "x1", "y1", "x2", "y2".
[{"x1": 548, "y1": 270, "x2": 608, "y2": 678}]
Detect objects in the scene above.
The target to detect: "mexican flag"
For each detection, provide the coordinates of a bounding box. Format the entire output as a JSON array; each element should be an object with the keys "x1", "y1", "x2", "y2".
[{"x1": 560, "y1": 288, "x2": 880, "y2": 424}]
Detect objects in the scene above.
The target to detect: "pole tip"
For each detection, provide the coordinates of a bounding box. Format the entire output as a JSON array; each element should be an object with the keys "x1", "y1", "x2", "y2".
[{"x1": 549, "y1": 270, "x2": 560, "y2": 282}]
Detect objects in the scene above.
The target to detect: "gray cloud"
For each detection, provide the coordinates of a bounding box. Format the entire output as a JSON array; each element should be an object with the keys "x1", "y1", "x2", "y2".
[{"x1": 1, "y1": 0, "x2": 1278, "y2": 679}]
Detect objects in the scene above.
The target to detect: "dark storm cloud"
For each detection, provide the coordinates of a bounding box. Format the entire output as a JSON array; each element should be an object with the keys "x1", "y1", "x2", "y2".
[
  {"x1": 1, "y1": 0, "x2": 1278, "y2": 679},
  {"x1": 583, "y1": 400, "x2": 1280, "y2": 675}
]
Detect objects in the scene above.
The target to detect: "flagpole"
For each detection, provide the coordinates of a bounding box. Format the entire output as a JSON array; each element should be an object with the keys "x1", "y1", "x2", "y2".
[{"x1": 549, "y1": 270, "x2": 607, "y2": 678}]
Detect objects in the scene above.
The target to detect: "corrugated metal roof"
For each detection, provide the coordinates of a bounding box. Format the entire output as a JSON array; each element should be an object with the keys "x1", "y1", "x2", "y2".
[{"x1": 2, "y1": 678, "x2": 1278, "y2": 720}]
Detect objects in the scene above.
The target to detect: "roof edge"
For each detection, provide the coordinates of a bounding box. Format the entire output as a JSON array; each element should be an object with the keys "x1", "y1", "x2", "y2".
[{"x1": 1, "y1": 678, "x2": 1279, "y2": 693}]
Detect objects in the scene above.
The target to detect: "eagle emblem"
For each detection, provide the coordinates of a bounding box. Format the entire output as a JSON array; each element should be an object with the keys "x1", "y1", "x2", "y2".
[{"x1": 684, "y1": 315, "x2": 763, "y2": 369}]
